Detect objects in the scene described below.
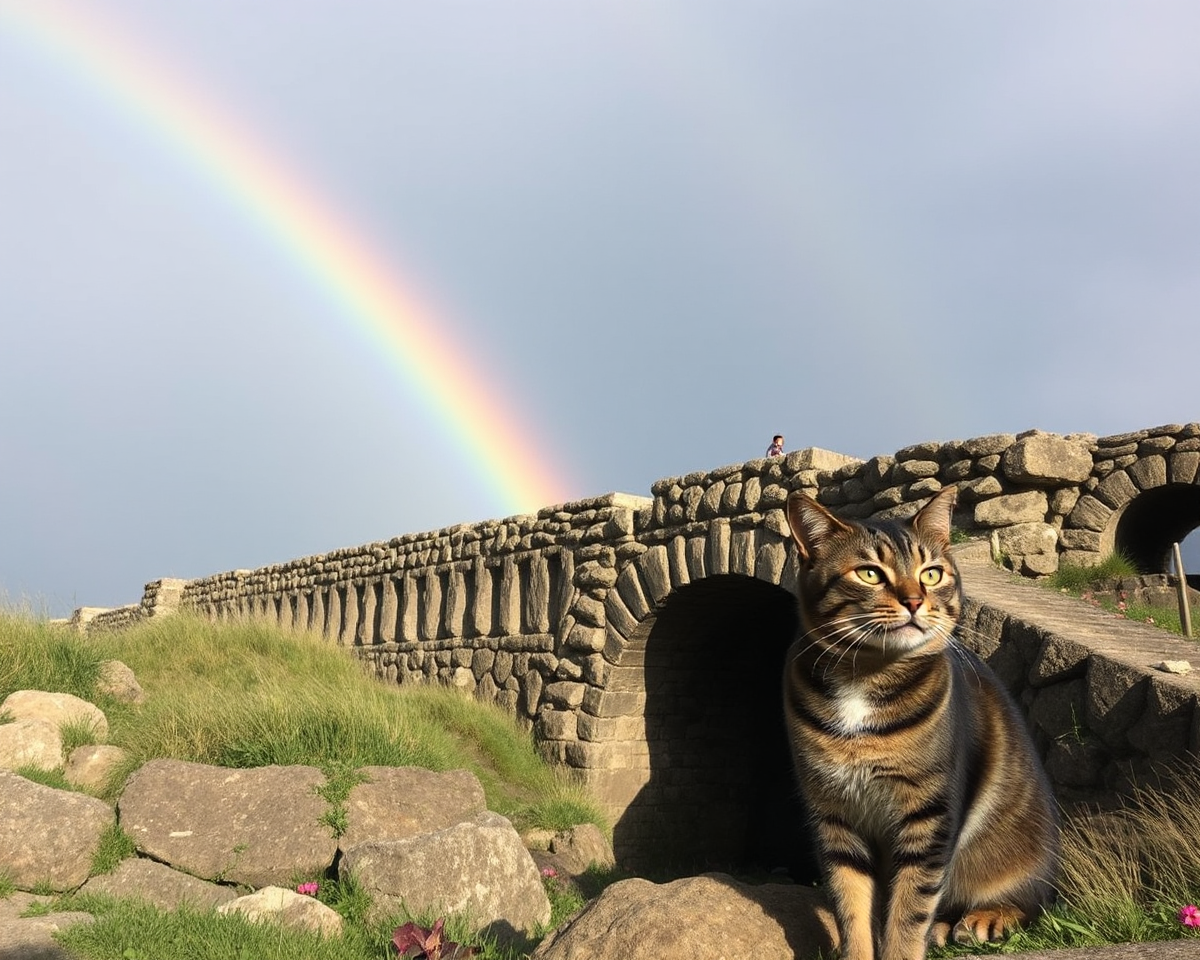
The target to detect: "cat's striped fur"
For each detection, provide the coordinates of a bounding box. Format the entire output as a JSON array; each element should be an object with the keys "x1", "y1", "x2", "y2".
[{"x1": 783, "y1": 487, "x2": 1058, "y2": 960}]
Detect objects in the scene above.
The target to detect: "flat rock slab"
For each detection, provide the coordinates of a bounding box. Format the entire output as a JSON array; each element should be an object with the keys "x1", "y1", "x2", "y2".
[
  {"x1": 0, "y1": 771, "x2": 114, "y2": 891},
  {"x1": 118, "y1": 759, "x2": 337, "y2": 889},
  {"x1": 341, "y1": 810, "x2": 551, "y2": 938},
  {"x1": 339, "y1": 766, "x2": 486, "y2": 851},
  {"x1": 80, "y1": 857, "x2": 238, "y2": 911},
  {"x1": 530, "y1": 873, "x2": 838, "y2": 960}
]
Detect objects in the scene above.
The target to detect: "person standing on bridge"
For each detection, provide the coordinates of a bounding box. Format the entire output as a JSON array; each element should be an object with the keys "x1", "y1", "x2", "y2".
[{"x1": 766, "y1": 435, "x2": 785, "y2": 458}]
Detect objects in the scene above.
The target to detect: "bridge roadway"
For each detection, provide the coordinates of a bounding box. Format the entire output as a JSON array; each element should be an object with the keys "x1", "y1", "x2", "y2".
[{"x1": 955, "y1": 540, "x2": 1200, "y2": 695}]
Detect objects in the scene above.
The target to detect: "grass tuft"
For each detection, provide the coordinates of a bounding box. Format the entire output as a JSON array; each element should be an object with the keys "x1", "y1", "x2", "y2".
[
  {"x1": 1047, "y1": 550, "x2": 1139, "y2": 592},
  {"x1": 90, "y1": 824, "x2": 138, "y2": 876}
]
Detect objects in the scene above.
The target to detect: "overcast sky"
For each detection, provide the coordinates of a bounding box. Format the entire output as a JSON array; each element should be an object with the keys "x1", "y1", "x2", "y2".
[{"x1": 1, "y1": 1, "x2": 1198, "y2": 615}]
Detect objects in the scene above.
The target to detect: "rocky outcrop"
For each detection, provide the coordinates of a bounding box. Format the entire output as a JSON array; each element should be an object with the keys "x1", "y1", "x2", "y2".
[{"x1": 0, "y1": 740, "x2": 562, "y2": 945}]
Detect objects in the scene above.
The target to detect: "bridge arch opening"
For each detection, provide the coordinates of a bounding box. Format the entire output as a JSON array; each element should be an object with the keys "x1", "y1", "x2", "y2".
[
  {"x1": 1110, "y1": 484, "x2": 1200, "y2": 578},
  {"x1": 610, "y1": 574, "x2": 818, "y2": 881}
]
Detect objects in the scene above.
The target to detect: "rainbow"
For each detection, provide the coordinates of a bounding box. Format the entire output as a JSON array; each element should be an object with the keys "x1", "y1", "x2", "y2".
[{"x1": 0, "y1": 0, "x2": 574, "y2": 517}]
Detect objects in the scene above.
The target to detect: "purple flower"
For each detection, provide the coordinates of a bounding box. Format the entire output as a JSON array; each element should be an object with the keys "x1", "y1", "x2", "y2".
[{"x1": 1179, "y1": 905, "x2": 1200, "y2": 928}]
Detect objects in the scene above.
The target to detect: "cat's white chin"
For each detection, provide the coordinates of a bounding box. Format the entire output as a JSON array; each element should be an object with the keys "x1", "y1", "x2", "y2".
[{"x1": 878, "y1": 623, "x2": 933, "y2": 650}]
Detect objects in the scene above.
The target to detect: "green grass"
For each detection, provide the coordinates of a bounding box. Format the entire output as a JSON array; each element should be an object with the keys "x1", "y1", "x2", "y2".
[
  {"x1": 9, "y1": 608, "x2": 1200, "y2": 956},
  {"x1": 1042, "y1": 551, "x2": 1194, "y2": 638},
  {"x1": 1046, "y1": 550, "x2": 1139, "y2": 593},
  {"x1": 0, "y1": 612, "x2": 605, "y2": 832},
  {"x1": 0, "y1": 609, "x2": 611, "y2": 958},
  {"x1": 930, "y1": 765, "x2": 1200, "y2": 955}
]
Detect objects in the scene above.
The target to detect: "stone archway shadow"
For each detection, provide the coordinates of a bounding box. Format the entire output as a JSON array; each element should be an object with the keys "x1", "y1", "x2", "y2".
[
  {"x1": 609, "y1": 574, "x2": 819, "y2": 882},
  {"x1": 1110, "y1": 483, "x2": 1200, "y2": 582}
]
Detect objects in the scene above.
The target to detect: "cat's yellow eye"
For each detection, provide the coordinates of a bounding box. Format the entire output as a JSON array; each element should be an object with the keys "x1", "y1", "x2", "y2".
[
  {"x1": 920, "y1": 567, "x2": 944, "y2": 586},
  {"x1": 855, "y1": 566, "x2": 884, "y2": 585}
]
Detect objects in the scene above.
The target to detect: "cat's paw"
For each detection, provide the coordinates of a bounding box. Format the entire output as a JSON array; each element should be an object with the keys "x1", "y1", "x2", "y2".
[{"x1": 950, "y1": 906, "x2": 1027, "y2": 944}]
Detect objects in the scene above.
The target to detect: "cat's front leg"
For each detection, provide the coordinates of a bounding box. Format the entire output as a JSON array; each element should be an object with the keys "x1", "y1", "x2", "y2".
[
  {"x1": 825, "y1": 860, "x2": 878, "y2": 960},
  {"x1": 880, "y1": 860, "x2": 945, "y2": 960},
  {"x1": 816, "y1": 813, "x2": 878, "y2": 960}
]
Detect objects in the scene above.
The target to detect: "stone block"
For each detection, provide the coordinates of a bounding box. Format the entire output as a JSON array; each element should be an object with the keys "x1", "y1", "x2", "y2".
[
  {"x1": 1127, "y1": 455, "x2": 1167, "y2": 491},
  {"x1": 730, "y1": 529, "x2": 757, "y2": 577},
  {"x1": 616, "y1": 565, "x2": 650, "y2": 622},
  {"x1": 960, "y1": 434, "x2": 1017, "y2": 457},
  {"x1": 1030, "y1": 634, "x2": 1090, "y2": 686},
  {"x1": 958, "y1": 476, "x2": 1003, "y2": 503},
  {"x1": 543, "y1": 681, "x2": 586, "y2": 710},
  {"x1": 756, "y1": 540, "x2": 787, "y2": 585},
  {"x1": 577, "y1": 714, "x2": 646, "y2": 742},
  {"x1": 526, "y1": 555, "x2": 552, "y2": 633},
  {"x1": 974, "y1": 490, "x2": 1048, "y2": 527},
  {"x1": 1085, "y1": 658, "x2": 1149, "y2": 752},
  {"x1": 1094, "y1": 470, "x2": 1139, "y2": 509},
  {"x1": 893, "y1": 459, "x2": 941, "y2": 481},
  {"x1": 604, "y1": 591, "x2": 639, "y2": 639},
  {"x1": 639, "y1": 546, "x2": 671, "y2": 607},
  {"x1": 1066, "y1": 495, "x2": 1113, "y2": 533},
  {"x1": 538, "y1": 709, "x2": 578, "y2": 741},
  {"x1": 667, "y1": 536, "x2": 690, "y2": 589},
  {"x1": 1125, "y1": 680, "x2": 1196, "y2": 760},
  {"x1": 1028, "y1": 679, "x2": 1086, "y2": 740},
  {"x1": 1170, "y1": 451, "x2": 1200, "y2": 484},
  {"x1": 1002, "y1": 435, "x2": 1092, "y2": 484},
  {"x1": 1045, "y1": 736, "x2": 1106, "y2": 789},
  {"x1": 707, "y1": 520, "x2": 731, "y2": 575}
]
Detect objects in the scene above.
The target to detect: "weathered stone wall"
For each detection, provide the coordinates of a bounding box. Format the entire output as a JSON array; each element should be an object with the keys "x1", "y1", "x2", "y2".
[{"x1": 71, "y1": 423, "x2": 1200, "y2": 870}]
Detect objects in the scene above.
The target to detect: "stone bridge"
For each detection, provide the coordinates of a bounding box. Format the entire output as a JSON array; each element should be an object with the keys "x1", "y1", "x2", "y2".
[{"x1": 81, "y1": 423, "x2": 1200, "y2": 875}]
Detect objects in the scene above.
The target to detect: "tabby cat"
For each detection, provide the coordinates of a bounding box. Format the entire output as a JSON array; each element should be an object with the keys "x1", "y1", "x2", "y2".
[{"x1": 783, "y1": 486, "x2": 1058, "y2": 960}]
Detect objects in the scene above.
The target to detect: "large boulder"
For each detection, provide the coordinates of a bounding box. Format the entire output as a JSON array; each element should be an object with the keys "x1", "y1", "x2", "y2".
[
  {"x1": 1, "y1": 690, "x2": 108, "y2": 740},
  {"x1": 118, "y1": 759, "x2": 337, "y2": 888},
  {"x1": 218, "y1": 886, "x2": 343, "y2": 938},
  {"x1": 531, "y1": 873, "x2": 838, "y2": 960},
  {"x1": 339, "y1": 766, "x2": 486, "y2": 851},
  {"x1": 341, "y1": 810, "x2": 551, "y2": 938},
  {"x1": 0, "y1": 717, "x2": 63, "y2": 771},
  {"x1": 80, "y1": 857, "x2": 238, "y2": 910},
  {"x1": 0, "y1": 770, "x2": 114, "y2": 891}
]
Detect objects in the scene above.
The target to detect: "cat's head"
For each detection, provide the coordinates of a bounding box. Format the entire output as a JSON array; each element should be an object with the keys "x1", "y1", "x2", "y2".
[{"x1": 784, "y1": 487, "x2": 961, "y2": 660}]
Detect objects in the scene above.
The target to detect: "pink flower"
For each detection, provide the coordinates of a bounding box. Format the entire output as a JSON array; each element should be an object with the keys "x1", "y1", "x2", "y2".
[
  {"x1": 541, "y1": 867, "x2": 558, "y2": 878},
  {"x1": 296, "y1": 881, "x2": 319, "y2": 896},
  {"x1": 1179, "y1": 905, "x2": 1200, "y2": 927},
  {"x1": 1117, "y1": 601, "x2": 1127, "y2": 612}
]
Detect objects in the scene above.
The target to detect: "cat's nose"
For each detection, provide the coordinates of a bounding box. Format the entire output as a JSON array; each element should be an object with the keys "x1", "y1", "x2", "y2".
[{"x1": 900, "y1": 596, "x2": 923, "y2": 613}]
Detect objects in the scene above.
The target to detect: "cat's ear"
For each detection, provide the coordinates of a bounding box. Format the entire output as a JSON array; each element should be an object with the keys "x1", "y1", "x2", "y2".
[
  {"x1": 912, "y1": 485, "x2": 957, "y2": 548},
  {"x1": 786, "y1": 492, "x2": 852, "y2": 564}
]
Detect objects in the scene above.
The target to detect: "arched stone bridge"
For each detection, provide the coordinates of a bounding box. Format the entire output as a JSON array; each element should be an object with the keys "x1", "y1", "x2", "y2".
[{"x1": 81, "y1": 422, "x2": 1200, "y2": 874}]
